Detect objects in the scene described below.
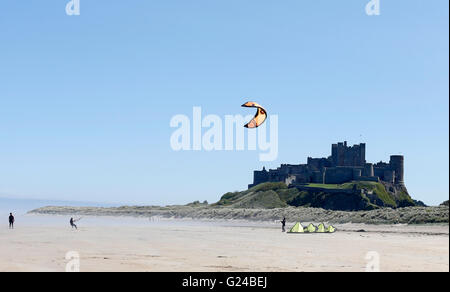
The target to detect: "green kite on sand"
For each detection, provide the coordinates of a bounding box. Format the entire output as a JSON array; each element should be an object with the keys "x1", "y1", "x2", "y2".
[
  {"x1": 317, "y1": 223, "x2": 326, "y2": 233},
  {"x1": 287, "y1": 222, "x2": 336, "y2": 234},
  {"x1": 326, "y1": 225, "x2": 336, "y2": 233},
  {"x1": 288, "y1": 222, "x2": 304, "y2": 233},
  {"x1": 305, "y1": 223, "x2": 317, "y2": 233}
]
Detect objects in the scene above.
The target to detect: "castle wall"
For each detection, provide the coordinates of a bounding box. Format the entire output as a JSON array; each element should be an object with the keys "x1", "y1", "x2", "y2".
[
  {"x1": 294, "y1": 172, "x2": 312, "y2": 184},
  {"x1": 249, "y1": 143, "x2": 405, "y2": 188},
  {"x1": 353, "y1": 168, "x2": 362, "y2": 179},
  {"x1": 374, "y1": 162, "x2": 389, "y2": 181},
  {"x1": 324, "y1": 167, "x2": 354, "y2": 184},
  {"x1": 253, "y1": 169, "x2": 269, "y2": 186},
  {"x1": 288, "y1": 164, "x2": 308, "y2": 174},
  {"x1": 307, "y1": 157, "x2": 332, "y2": 171},
  {"x1": 311, "y1": 171, "x2": 325, "y2": 183},
  {"x1": 356, "y1": 176, "x2": 379, "y2": 182},
  {"x1": 294, "y1": 185, "x2": 356, "y2": 194},
  {"x1": 383, "y1": 169, "x2": 395, "y2": 184},
  {"x1": 268, "y1": 171, "x2": 288, "y2": 183}
]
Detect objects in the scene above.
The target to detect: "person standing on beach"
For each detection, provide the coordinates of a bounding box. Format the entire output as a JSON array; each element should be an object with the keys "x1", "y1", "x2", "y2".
[
  {"x1": 70, "y1": 218, "x2": 77, "y2": 230},
  {"x1": 281, "y1": 217, "x2": 286, "y2": 232},
  {"x1": 9, "y1": 213, "x2": 14, "y2": 229}
]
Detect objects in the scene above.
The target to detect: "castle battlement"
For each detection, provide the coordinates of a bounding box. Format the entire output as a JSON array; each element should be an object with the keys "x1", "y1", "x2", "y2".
[{"x1": 249, "y1": 141, "x2": 405, "y2": 188}]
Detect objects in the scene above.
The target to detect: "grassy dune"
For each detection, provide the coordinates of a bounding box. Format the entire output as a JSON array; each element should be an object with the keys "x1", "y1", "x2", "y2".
[
  {"x1": 29, "y1": 205, "x2": 449, "y2": 225},
  {"x1": 28, "y1": 183, "x2": 448, "y2": 224}
]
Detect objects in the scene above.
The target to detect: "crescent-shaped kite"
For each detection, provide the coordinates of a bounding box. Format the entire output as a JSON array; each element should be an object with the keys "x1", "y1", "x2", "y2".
[{"x1": 241, "y1": 101, "x2": 267, "y2": 128}]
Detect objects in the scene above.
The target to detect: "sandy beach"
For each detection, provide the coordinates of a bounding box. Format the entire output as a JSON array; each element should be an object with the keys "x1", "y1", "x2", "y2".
[{"x1": 0, "y1": 215, "x2": 448, "y2": 272}]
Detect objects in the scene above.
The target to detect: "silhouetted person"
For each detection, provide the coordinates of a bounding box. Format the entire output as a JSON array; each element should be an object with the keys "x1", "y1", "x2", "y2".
[
  {"x1": 70, "y1": 218, "x2": 77, "y2": 230},
  {"x1": 9, "y1": 213, "x2": 14, "y2": 229},
  {"x1": 281, "y1": 217, "x2": 286, "y2": 232}
]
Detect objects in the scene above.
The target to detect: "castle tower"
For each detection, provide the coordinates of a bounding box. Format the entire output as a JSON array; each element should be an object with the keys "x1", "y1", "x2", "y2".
[
  {"x1": 359, "y1": 143, "x2": 366, "y2": 166},
  {"x1": 252, "y1": 167, "x2": 269, "y2": 186},
  {"x1": 331, "y1": 142, "x2": 366, "y2": 167},
  {"x1": 390, "y1": 155, "x2": 404, "y2": 185},
  {"x1": 364, "y1": 163, "x2": 374, "y2": 177},
  {"x1": 331, "y1": 144, "x2": 338, "y2": 166}
]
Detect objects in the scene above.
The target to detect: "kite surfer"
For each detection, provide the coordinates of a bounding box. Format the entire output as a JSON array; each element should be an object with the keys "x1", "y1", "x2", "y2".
[
  {"x1": 281, "y1": 217, "x2": 286, "y2": 232},
  {"x1": 9, "y1": 213, "x2": 14, "y2": 229},
  {"x1": 70, "y1": 217, "x2": 79, "y2": 230}
]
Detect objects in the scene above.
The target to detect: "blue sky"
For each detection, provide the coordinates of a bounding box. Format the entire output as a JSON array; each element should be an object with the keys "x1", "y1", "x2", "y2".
[{"x1": 0, "y1": 0, "x2": 448, "y2": 206}]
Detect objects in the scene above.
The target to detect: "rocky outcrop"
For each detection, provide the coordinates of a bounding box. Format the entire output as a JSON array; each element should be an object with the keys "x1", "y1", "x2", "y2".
[{"x1": 217, "y1": 182, "x2": 416, "y2": 211}]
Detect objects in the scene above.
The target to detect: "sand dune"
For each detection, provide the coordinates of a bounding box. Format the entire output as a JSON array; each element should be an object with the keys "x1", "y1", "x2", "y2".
[{"x1": 30, "y1": 205, "x2": 449, "y2": 225}]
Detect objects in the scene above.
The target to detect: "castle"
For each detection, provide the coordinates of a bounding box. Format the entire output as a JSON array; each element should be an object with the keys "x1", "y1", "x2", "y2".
[{"x1": 249, "y1": 141, "x2": 405, "y2": 188}]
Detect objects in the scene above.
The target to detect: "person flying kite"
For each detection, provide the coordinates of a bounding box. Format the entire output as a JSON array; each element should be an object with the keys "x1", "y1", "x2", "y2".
[
  {"x1": 70, "y1": 217, "x2": 82, "y2": 230},
  {"x1": 241, "y1": 102, "x2": 267, "y2": 128}
]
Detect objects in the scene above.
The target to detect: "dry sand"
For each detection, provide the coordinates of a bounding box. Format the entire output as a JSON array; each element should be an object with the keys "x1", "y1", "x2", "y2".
[{"x1": 0, "y1": 215, "x2": 448, "y2": 272}]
